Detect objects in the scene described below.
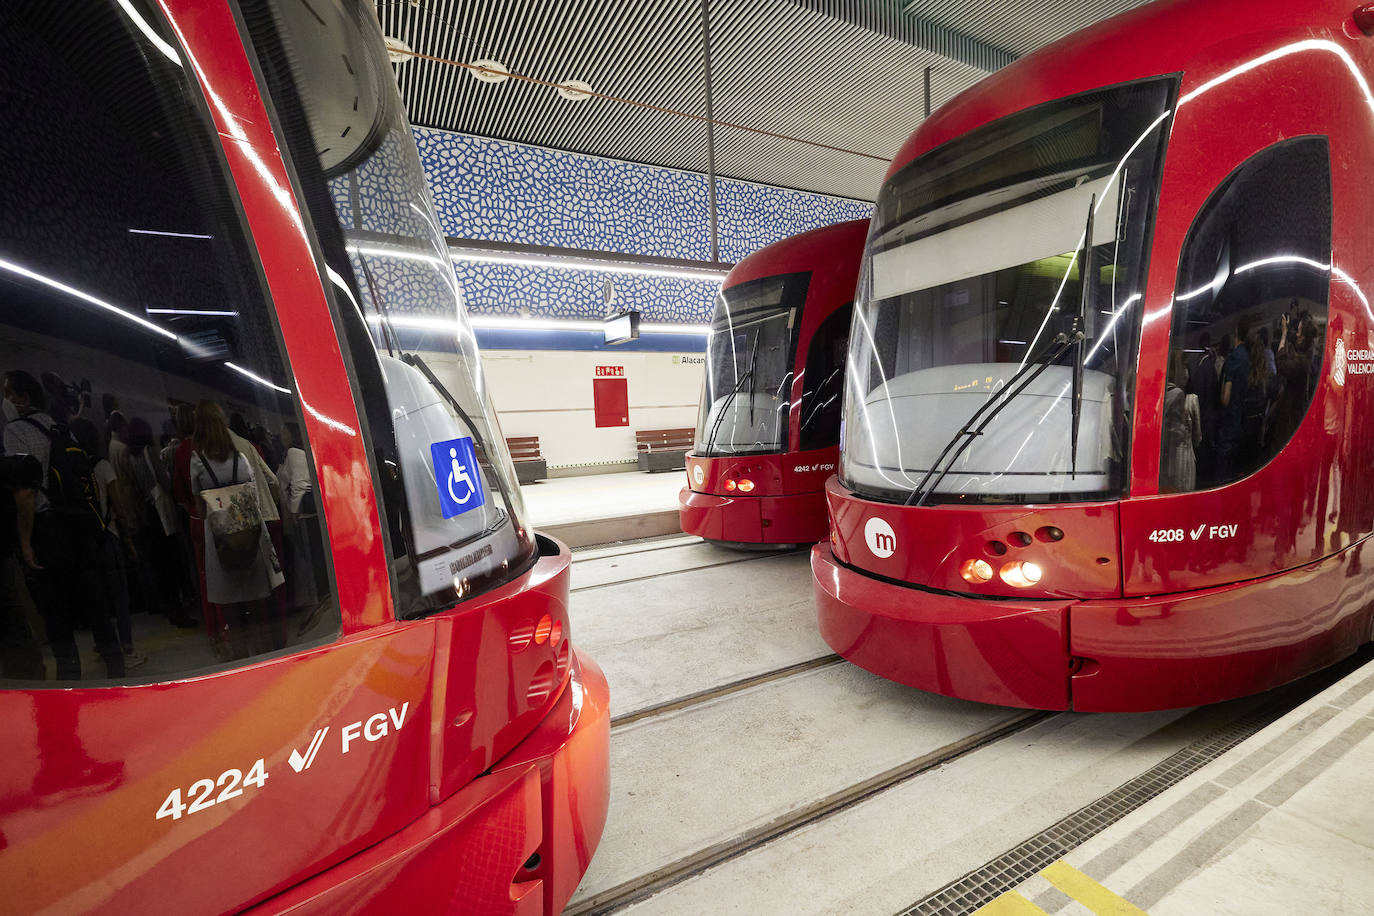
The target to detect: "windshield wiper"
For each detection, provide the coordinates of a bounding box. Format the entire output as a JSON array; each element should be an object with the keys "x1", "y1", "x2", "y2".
[
  {"x1": 702, "y1": 330, "x2": 760, "y2": 455},
  {"x1": 1070, "y1": 194, "x2": 1096, "y2": 479},
  {"x1": 906, "y1": 329, "x2": 1083, "y2": 507},
  {"x1": 403, "y1": 351, "x2": 522, "y2": 532}
]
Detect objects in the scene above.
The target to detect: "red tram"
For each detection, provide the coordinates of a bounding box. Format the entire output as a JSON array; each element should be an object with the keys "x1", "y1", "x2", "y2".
[
  {"x1": 0, "y1": 1, "x2": 607, "y2": 912},
  {"x1": 680, "y1": 220, "x2": 866, "y2": 546},
  {"x1": 815, "y1": 0, "x2": 1374, "y2": 711}
]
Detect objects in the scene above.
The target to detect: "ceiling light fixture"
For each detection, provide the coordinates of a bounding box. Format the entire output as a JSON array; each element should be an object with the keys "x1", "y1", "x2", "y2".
[
  {"x1": 450, "y1": 250, "x2": 726, "y2": 283},
  {"x1": 366, "y1": 313, "x2": 707, "y2": 335},
  {"x1": 556, "y1": 79, "x2": 593, "y2": 102},
  {"x1": 384, "y1": 36, "x2": 414, "y2": 64},
  {"x1": 469, "y1": 59, "x2": 510, "y2": 84}
]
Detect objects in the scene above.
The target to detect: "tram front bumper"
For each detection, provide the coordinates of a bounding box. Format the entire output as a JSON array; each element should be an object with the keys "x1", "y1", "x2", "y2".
[
  {"x1": 679, "y1": 487, "x2": 829, "y2": 545},
  {"x1": 812, "y1": 543, "x2": 1073, "y2": 710}
]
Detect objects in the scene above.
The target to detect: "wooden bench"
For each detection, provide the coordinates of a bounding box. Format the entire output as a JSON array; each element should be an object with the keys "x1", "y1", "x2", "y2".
[
  {"x1": 636, "y1": 427, "x2": 694, "y2": 473},
  {"x1": 506, "y1": 436, "x2": 547, "y2": 485}
]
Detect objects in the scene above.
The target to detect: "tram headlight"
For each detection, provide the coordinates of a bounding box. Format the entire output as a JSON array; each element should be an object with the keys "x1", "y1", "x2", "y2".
[
  {"x1": 737, "y1": 478, "x2": 755, "y2": 493},
  {"x1": 725, "y1": 479, "x2": 737, "y2": 491},
  {"x1": 999, "y1": 560, "x2": 1043, "y2": 588},
  {"x1": 960, "y1": 558, "x2": 994, "y2": 583}
]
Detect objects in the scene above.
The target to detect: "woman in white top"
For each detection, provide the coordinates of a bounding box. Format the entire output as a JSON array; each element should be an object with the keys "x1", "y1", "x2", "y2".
[{"x1": 189, "y1": 401, "x2": 282, "y2": 659}]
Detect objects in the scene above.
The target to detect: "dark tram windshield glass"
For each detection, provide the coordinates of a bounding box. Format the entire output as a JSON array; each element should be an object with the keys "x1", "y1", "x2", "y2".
[
  {"x1": 694, "y1": 273, "x2": 808, "y2": 456},
  {"x1": 843, "y1": 78, "x2": 1176, "y2": 504},
  {"x1": 0, "y1": 1, "x2": 339, "y2": 684}
]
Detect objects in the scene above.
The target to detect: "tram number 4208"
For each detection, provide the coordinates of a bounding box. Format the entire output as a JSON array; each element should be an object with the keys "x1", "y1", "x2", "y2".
[
  {"x1": 1148, "y1": 523, "x2": 1239, "y2": 543},
  {"x1": 157, "y1": 760, "x2": 269, "y2": 821}
]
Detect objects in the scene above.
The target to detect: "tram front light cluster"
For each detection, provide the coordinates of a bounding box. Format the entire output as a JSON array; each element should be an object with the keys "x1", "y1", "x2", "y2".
[
  {"x1": 1000, "y1": 560, "x2": 1043, "y2": 588},
  {"x1": 960, "y1": 558, "x2": 994, "y2": 583},
  {"x1": 724, "y1": 477, "x2": 755, "y2": 493}
]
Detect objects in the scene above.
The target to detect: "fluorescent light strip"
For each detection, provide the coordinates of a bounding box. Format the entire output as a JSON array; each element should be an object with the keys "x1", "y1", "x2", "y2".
[
  {"x1": 367, "y1": 314, "x2": 708, "y2": 335},
  {"x1": 450, "y1": 250, "x2": 727, "y2": 283},
  {"x1": 147, "y1": 308, "x2": 238, "y2": 317},
  {"x1": 225, "y1": 361, "x2": 291, "y2": 394},
  {"x1": 0, "y1": 257, "x2": 178, "y2": 341},
  {"x1": 128, "y1": 228, "x2": 212, "y2": 240},
  {"x1": 347, "y1": 243, "x2": 450, "y2": 269}
]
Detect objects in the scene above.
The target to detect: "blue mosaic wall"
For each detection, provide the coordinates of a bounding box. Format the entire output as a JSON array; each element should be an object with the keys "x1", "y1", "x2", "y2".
[{"x1": 414, "y1": 127, "x2": 872, "y2": 327}]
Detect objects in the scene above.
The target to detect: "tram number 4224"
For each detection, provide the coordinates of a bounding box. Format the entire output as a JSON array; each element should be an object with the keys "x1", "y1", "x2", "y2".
[
  {"x1": 157, "y1": 759, "x2": 269, "y2": 821},
  {"x1": 1148, "y1": 524, "x2": 1239, "y2": 543}
]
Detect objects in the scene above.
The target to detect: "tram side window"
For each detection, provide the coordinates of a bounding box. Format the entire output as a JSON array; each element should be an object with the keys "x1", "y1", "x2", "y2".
[
  {"x1": 799, "y1": 305, "x2": 853, "y2": 451},
  {"x1": 0, "y1": 2, "x2": 339, "y2": 687},
  {"x1": 1162, "y1": 137, "x2": 1331, "y2": 493}
]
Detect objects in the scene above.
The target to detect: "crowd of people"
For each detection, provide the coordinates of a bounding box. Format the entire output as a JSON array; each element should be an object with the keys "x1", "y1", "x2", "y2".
[
  {"x1": 0, "y1": 369, "x2": 326, "y2": 681},
  {"x1": 1162, "y1": 301, "x2": 1323, "y2": 493}
]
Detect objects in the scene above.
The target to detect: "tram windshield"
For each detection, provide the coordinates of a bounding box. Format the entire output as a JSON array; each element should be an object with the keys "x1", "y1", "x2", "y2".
[
  {"x1": 262, "y1": 0, "x2": 535, "y2": 611},
  {"x1": 843, "y1": 78, "x2": 1176, "y2": 504},
  {"x1": 695, "y1": 273, "x2": 808, "y2": 456}
]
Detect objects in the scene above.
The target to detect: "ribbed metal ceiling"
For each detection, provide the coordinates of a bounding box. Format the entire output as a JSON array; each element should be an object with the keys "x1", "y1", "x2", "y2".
[
  {"x1": 900, "y1": 0, "x2": 1155, "y2": 58},
  {"x1": 376, "y1": 0, "x2": 1156, "y2": 202}
]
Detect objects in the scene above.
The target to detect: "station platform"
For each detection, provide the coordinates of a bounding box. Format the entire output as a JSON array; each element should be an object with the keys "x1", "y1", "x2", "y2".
[
  {"x1": 963, "y1": 653, "x2": 1374, "y2": 916},
  {"x1": 522, "y1": 469, "x2": 686, "y2": 547}
]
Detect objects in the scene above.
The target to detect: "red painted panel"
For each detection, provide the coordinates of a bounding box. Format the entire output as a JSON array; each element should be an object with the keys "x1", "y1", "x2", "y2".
[
  {"x1": 593, "y1": 377, "x2": 629, "y2": 428},
  {"x1": 252, "y1": 651, "x2": 610, "y2": 916},
  {"x1": 435, "y1": 542, "x2": 574, "y2": 801},
  {"x1": 1072, "y1": 545, "x2": 1374, "y2": 711},
  {"x1": 0, "y1": 626, "x2": 435, "y2": 915},
  {"x1": 813, "y1": 544, "x2": 1071, "y2": 710}
]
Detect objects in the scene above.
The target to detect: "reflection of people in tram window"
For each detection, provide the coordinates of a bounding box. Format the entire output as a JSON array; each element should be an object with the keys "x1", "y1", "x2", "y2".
[
  {"x1": 1161, "y1": 351, "x2": 1201, "y2": 493},
  {"x1": 1239, "y1": 333, "x2": 1275, "y2": 471},
  {"x1": 0, "y1": 454, "x2": 45, "y2": 680},
  {"x1": 189, "y1": 401, "x2": 283, "y2": 660},
  {"x1": 1216, "y1": 325, "x2": 1250, "y2": 481},
  {"x1": 1273, "y1": 312, "x2": 1316, "y2": 453},
  {"x1": 1187, "y1": 332, "x2": 1220, "y2": 486}
]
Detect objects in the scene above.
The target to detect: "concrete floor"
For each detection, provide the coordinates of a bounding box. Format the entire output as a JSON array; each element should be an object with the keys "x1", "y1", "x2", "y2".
[
  {"x1": 570, "y1": 543, "x2": 826, "y2": 717},
  {"x1": 564, "y1": 530, "x2": 1374, "y2": 916}
]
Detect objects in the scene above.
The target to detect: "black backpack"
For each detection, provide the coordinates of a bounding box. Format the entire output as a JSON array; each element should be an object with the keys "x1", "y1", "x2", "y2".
[{"x1": 18, "y1": 417, "x2": 105, "y2": 535}]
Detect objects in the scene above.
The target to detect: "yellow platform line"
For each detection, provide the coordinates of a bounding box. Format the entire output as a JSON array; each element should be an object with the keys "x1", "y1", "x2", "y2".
[
  {"x1": 1042, "y1": 860, "x2": 1150, "y2": 915},
  {"x1": 972, "y1": 891, "x2": 1049, "y2": 915}
]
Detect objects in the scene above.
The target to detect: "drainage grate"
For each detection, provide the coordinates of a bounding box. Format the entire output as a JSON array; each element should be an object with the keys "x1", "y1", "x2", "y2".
[{"x1": 898, "y1": 655, "x2": 1371, "y2": 916}]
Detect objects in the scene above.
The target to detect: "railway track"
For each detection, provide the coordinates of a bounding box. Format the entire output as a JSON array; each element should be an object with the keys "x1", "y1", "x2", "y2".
[{"x1": 567, "y1": 536, "x2": 1374, "y2": 915}]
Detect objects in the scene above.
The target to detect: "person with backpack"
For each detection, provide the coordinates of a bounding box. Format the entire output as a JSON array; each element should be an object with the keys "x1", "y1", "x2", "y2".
[
  {"x1": 189, "y1": 400, "x2": 282, "y2": 661},
  {"x1": 3, "y1": 370, "x2": 124, "y2": 680},
  {"x1": 0, "y1": 452, "x2": 46, "y2": 679}
]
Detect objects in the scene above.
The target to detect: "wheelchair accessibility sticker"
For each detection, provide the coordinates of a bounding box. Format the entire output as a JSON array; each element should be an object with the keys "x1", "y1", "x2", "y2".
[{"x1": 430, "y1": 436, "x2": 485, "y2": 519}]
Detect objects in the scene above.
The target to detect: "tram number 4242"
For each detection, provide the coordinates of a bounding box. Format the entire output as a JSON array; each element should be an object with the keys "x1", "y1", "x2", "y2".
[
  {"x1": 1148, "y1": 523, "x2": 1239, "y2": 543},
  {"x1": 157, "y1": 759, "x2": 269, "y2": 821}
]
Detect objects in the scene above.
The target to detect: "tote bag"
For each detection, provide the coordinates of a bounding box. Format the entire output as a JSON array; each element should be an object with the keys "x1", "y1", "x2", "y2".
[{"x1": 197, "y1": 451, "x2": 262, "y2": 571}]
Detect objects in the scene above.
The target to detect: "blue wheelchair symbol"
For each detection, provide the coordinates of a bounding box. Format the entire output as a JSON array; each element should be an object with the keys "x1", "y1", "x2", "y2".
[{"x1": 430, "y1": 436, "x2": 485, "y2": 519}]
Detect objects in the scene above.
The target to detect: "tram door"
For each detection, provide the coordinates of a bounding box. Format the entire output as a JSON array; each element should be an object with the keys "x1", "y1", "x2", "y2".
[{"x1": 0, "y1": 3, "x2": 435, "y2": 913}]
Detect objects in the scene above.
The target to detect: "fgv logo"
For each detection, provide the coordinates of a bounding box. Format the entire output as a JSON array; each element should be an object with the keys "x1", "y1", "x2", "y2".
[
  {"x1": 864, "y1": 517, "x2": 897, "y2": 558},
  {"x1": 430, "y1": 436, "x2": 485, "y2": 519}
]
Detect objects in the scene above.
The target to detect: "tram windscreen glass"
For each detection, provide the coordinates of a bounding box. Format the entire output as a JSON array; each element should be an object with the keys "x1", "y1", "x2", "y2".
[
  {"x1": 694, "y1": 273, "x2": 808, "y2": 456},
  {"x1": 843, "y1": 78, "x2": 1177, "y2": 504},
  {"x1": 0, "y1": 1, "x2": 340, "y2": 686},
  {"x1": 251, "y1": 0, "x2": 536, "y2": 614}
]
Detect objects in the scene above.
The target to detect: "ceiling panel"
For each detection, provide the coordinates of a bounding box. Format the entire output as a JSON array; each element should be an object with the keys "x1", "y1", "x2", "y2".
[{"x1": 377, "y1": 0, "x2": 1159, "y2": 201}]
